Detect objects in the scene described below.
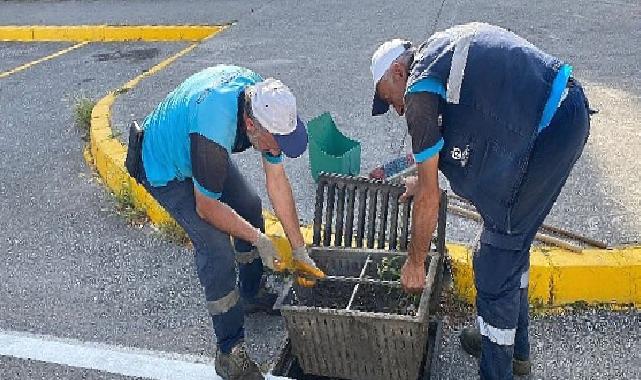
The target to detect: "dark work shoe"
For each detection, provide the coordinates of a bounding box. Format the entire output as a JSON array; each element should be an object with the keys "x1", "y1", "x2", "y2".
[
  {"x1": 460, "y1": 327, "x2": 482, "y2": 358},
  {"x1": 460, "y1": 326, "x2": 532, "y2": 376},
  {"x1": 243, "y1": 290, "x2": 280, "y2": 316},
  {"x1": 215, "y1": 341, "x2": 264, "y2": 380},
  {"x1": 513, "y1": 358, "x2": 532, "y2": 376}
]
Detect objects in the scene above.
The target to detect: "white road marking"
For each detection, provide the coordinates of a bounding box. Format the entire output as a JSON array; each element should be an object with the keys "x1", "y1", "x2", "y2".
[{"x1": 0, "y1": 329, "x2": 290, "y2": 380}]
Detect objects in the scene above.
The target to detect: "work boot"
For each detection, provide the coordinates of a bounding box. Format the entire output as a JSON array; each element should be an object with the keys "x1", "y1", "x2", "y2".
[
  {"x1": 459, "y1": 326, "x2": 482, "y2": 358},
  {"x1": 513, "y1": 358, "x2": 532, "y2": 376},
  {"x1": 459, "y1": 327, "x2": 532, "y2": 376},
  {"x1": 243, "y1": 288, "x2": 280, "y2": 316},
  {"x1": 215, "y1": 341, "x2": 264, "y2": 380}
]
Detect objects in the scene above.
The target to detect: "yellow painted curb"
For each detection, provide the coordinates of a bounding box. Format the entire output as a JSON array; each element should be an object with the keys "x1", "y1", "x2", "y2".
[
  {"x1": 449, "y1": 244, "x2": 641, "y2": 306},
  {"x1": 0, "y1": 25, "x2": 225, "y2": 42}
]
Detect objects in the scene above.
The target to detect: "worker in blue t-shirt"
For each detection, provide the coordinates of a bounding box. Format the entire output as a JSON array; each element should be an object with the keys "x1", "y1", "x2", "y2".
[
  {"x1": 369, "y1": 23, "x2": 591, "y2": 380},
  {"x1": 126, "y1": 65, "x2": 324, "y2": 380}
]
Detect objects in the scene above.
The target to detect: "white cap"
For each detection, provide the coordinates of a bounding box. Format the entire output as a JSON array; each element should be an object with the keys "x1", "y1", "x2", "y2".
[
  {"x1": 250, "y1": 78, "x2": 297, "y2": 135},
  {"x1": 370, "y1": 38, "x2": 410, "y2": 85}
]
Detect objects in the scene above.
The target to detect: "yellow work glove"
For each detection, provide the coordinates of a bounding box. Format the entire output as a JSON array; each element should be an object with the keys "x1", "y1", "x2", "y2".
[
  {"x1": 295, "y1": 276, "x2": 318, "y2": 287},
  {"x1": 292, "y1": 246, "x2": 325, "y2": 279},
  {"x1": 254, "y1": 232, "x2": 281, "y2": 270}
]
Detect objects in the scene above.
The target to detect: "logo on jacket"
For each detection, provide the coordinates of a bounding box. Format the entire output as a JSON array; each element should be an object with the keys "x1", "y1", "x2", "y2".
[{"x1": 451, "y1": 145, "x2": 470, "y2": 167}]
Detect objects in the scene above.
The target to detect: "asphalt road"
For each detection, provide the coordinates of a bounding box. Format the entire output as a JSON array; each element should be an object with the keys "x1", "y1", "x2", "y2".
[{"x1": 0, "y1": 0, "x2": 640, "y2": 379}]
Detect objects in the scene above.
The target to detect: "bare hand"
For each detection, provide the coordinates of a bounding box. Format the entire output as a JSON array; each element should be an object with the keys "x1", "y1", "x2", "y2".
[
  {"x1": 400, "y1": 176, "x2": 419, "y2": 202},
  {"x1": 401, "y1": 249, "x2": 426, "y2": 294}
]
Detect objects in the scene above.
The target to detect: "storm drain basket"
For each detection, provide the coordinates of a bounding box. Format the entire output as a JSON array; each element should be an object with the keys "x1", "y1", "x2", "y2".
[{"x1": 276, "y1": 173, "x2": 447, "y2": 380}]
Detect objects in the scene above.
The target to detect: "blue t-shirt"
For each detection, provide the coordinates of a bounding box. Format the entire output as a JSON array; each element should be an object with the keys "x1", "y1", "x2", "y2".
[
  {"x1": 404, "y1": 64, "x2": 572, "y2": 163},
  {"x1": 142, "y1": 65, "x2": 282, "y2": 199}
]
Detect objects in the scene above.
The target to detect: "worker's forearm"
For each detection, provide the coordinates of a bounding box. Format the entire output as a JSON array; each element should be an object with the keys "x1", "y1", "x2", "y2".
[
  {"x1": 196, "y1": 197, "x2": 259, "y2": 244},
  {"x1": 266, "y1": 173, "x2": 305, "y2": 249},
  {"x1": 409, "y1": 188, "x2": 439, "y2": 262}
]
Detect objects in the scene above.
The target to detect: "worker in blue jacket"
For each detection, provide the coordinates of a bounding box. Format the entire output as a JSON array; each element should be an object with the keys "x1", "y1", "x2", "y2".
[
  {"x1": 369, "y1": 23, "x2": 590, "y2": 380},
  {"x1": 126, "y1": 65, "x2": 323, "y2": 380}
]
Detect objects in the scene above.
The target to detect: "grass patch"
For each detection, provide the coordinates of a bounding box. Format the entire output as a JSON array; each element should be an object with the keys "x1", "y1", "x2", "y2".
[
  {"x1": 157, "y1": 221, "x2": 191, "y2": 247},
  {"x1": 74, "y1": 97, "x2": 96, "y2": 141},
  {"x1": 113, "y1": 185, "x2": 192, "y2": 247},
  {"x1": 113, "y1": 185, "x2": 148, "y2": 227},
  {"x1": 112, "y1": 183, "x2": 191, "y2": 247}
]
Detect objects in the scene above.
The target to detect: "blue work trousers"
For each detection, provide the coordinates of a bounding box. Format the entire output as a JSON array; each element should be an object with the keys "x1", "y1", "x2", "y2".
[
  {"x1": 142, "y1": 161, "x2": 264, "y2": 354},
  {"x1": 474, "y1": 82, "x2": 591, "y2": 380}
]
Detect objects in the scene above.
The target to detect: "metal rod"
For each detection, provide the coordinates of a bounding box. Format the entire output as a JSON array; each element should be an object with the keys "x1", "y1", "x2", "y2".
[
  {"x1": 324, "y1": 275, "x2": 401, "y2": 288},
  {"x1": 334, "y1": 184, "x2": 346, "y2": 246},
  {"x1": 312, "y1": 181, "x2": 325, "y2": 246},
  {"x1": 346, "y1": 256, "x2": 373, "y2": 310},
  {"x1": 449, "y1": 193, "x2": 607, "y2": 249},
  {"x1": 538, "y1": 223, "x2": 608, "y2": 249},
  {"x1": 448, "y1": 204, "x2": 584, "y2": 252},
  {"x1": 448, "y1": 203, "x2": 481, "y2": 222},
  {"x1": 377, "y1": 190, "x2": 390, "y2": 249},
  {"x1": 323, "y1": 182, "x2": 336, "y2": 246},
  {"x1": 400, "y1": 199, "x2": 412, "y2": 250},
  {"x1": 355, "y1": 187, "x2": 367, "y2": 248},
  {"x1": 388, "y1": 192, "x2": 400, "y2": 250},
  {"x1": 344, "y1": 184, "x2": 356, "y2": 248},
  {"x1": 366, "y1": 187, "x2": 378, "y2": 249},
  {"x1": 534, "y1": 233, "x2": 584, "y2": 253}
]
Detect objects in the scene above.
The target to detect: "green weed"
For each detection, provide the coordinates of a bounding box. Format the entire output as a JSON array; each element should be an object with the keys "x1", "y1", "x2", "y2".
[
  {"x1": 157, "y1": 221, "x2": 191, "y2": 246},
  {"x1": 113, "y1": 185, "x2": 147, "y2": 227},
  {"x1": 74, "y1": 97, "x2": 96, "y2": 140}
]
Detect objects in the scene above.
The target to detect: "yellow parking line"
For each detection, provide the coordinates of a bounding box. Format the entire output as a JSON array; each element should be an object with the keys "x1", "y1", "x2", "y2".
[
  {"x1": 0, "y1": 41, "x2": 89, "y2": 79},
  {"x1": 0, "y1": 25, "x2": 224, "y2": 42}
]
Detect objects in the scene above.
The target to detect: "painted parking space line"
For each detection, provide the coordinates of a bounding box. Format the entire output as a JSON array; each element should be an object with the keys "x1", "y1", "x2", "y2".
[
  {"x1": 0, "y1": 41, "x2": 89, "y2": 79},
  {"x1": 0, "y1": 329, "x2": 290, "y2": 380}
]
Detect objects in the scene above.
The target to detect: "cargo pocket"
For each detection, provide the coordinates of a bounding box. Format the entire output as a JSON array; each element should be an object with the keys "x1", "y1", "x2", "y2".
[{"x1": 473, "y1": 139, "x2": 524, "y2": 230}]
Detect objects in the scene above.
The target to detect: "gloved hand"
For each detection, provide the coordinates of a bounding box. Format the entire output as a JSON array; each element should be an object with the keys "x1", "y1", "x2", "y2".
[
  {"x1": 254, "y1": 232, "x2": 281, "y2": 270},
  {"x1": 292, "y1": 246, "x2": 325, "y2": 279}
]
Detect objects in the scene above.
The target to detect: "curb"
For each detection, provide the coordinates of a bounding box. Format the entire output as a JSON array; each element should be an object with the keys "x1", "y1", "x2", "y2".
[
  {"x1": 448, "y1": 244, "x2": 641, "y2": 307},
  {"x1": 0, "y1": 25, "x2": 224, "y2": 42},
  {"x1": 67, "y1": 25, "x2": 641, "y2": 307}
]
